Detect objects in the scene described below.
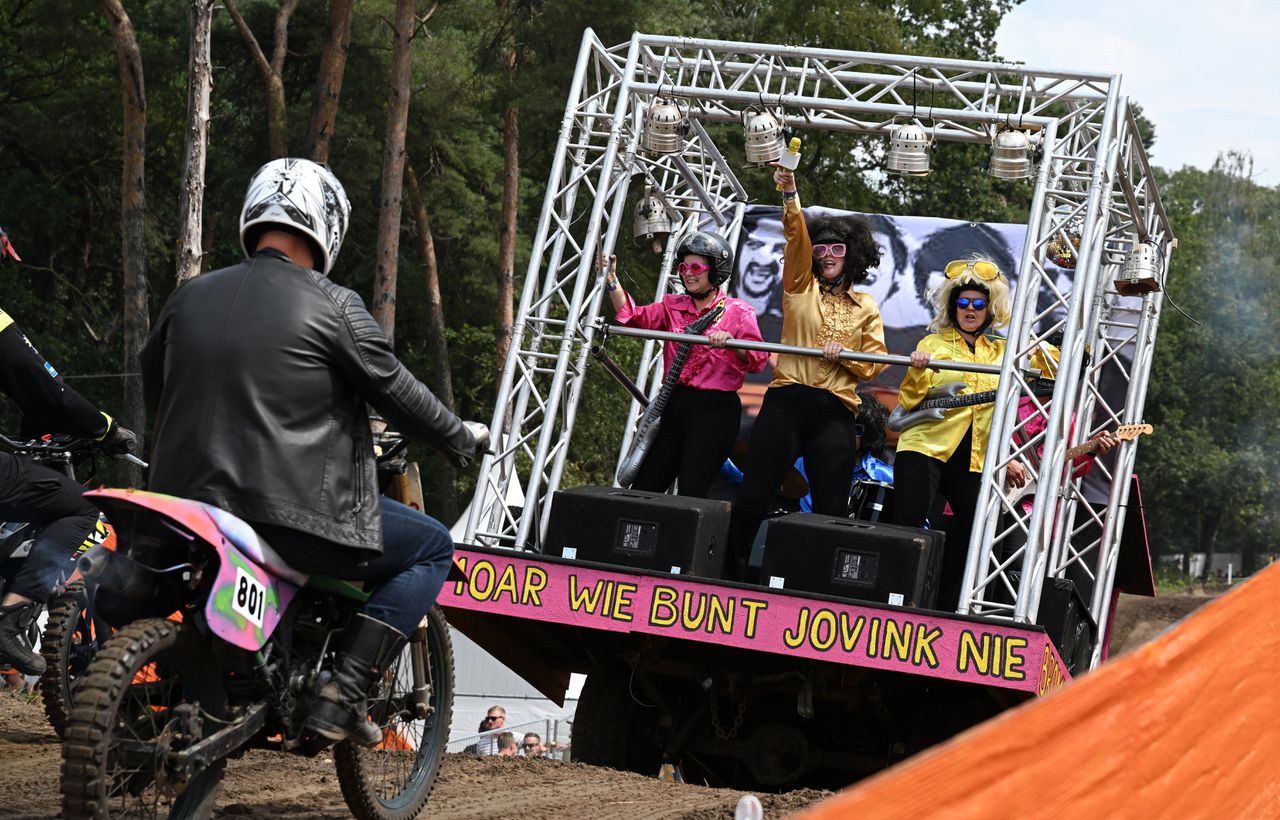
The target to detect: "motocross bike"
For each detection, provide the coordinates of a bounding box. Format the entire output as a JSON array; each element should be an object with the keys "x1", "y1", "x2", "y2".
[
  {"x1": 59, "y1": 430, "x2": 468, "y2": 819},
  {"x1": 0, "y1": 433, "x2": 128, "y2": 735}
]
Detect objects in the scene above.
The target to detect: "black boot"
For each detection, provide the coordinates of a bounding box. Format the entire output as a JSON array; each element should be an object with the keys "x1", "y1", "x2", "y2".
[
  {"x1": 307, "y1": 614, "x2": 407, "y2": 746},
  {"x1": 0, "y1": 602, "x2": 46, "y2": 676}
]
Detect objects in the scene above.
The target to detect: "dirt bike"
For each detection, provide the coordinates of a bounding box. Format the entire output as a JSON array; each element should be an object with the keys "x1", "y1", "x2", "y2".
[
  {"x1": 59, "y1": 430, "x2": 463, "y2": 819},
  {"x1": 0, "y1": 433, "x2": 122, "y2": 734}
]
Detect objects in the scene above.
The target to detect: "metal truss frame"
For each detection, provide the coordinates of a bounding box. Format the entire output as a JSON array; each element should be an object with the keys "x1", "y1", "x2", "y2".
[{"x1": 463, "y1": 30, "x2": 1175, "y2": 671}]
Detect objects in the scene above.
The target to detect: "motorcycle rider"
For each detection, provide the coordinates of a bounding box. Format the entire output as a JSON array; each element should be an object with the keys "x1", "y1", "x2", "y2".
[
  {"x1": 140, "y1": 158, "x2": 479, "y2": 746},
  {"x1": 0, "y1": 303, "x2": 137, "y2": 675}
]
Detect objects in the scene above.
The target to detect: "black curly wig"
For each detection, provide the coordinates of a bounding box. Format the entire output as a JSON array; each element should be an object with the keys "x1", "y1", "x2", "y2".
[
  {"x1": 855, "y1": 389, "x2": 890, "y2": 460},
  {"x1": 806, "y1": 213, "x2": 882, "y2": 286}
]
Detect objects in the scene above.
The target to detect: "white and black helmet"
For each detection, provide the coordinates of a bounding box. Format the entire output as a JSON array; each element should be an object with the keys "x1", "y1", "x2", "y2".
[
  {"x1": 675, "y1": 230, "x2": 734, "y2": 286},
  {"x1": 239, "y1": 158, "x2": 352, "y2": 275}
]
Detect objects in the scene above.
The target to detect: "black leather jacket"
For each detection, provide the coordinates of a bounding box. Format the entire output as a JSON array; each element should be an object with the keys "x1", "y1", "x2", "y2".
[{"x1": 141, "y1": 250, "x2": 475, "y2": 555}]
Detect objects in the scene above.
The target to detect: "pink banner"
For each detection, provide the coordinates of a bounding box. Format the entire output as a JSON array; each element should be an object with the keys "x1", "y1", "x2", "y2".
[{"x1": 441, "y1": 550, "x2": 1069, "y2": 695}]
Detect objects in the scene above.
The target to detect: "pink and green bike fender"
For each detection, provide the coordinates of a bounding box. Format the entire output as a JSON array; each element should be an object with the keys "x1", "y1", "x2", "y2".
[{"x1": 87, "y1": 489, "x2": 307, "y2": 652}]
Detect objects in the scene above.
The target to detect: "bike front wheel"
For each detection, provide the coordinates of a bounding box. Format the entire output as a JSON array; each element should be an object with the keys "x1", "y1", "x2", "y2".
[{"x1": 334, "y1": 605, "x2": 455, "y2": 820}]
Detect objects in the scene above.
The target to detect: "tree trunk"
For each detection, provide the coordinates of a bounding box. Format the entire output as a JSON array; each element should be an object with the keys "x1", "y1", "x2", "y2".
[
  {"x1": 494, "y1": 6, "x2": 520, "y2": 387},
  {"x1": 175, "y1": 0, "x2": 214, "y2": 285},
  {"x1": 1196, "y1": 505, "x2": 1224, "y2": 582},
  {"x1": 405, "y1": 159, "x2": 457, "y2": 522},
  {"x1": 224, "y1": 0, "x2": 298, "y2": 158},
  {"x1": 370, "y1": 0, "x2": 416, "y2": 343},
  {"x1": 304, "y1": 0, "x2": 354, "y2": 163},
  {"x1": 102, "y1": 0, "x2": 148, "y2": 487}
]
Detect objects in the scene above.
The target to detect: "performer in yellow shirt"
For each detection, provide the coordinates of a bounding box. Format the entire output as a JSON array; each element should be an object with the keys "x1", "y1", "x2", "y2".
[
  {"x1": 893, "y1": 258, "x2": 1028, "y2": 610},
  {"x1": 726, "y1": 166, "x2": 887, "y2": 581}
]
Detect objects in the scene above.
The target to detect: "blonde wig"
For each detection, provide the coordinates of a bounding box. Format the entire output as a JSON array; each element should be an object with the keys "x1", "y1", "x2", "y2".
[{"x1": 927, "y1": 256, "x2": 1012, "y2": 334}]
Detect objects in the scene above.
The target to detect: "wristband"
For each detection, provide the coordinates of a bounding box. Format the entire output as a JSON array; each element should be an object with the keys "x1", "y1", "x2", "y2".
[
  {"x1": 96, "y1": 411, "x2": 114, "y2": 441},
  {"x1": 782, "y1": 190, "x2": 798, "y2": 201},
  {"x1": 606, "y1": 279, "x2": 619, "y2": 292}
]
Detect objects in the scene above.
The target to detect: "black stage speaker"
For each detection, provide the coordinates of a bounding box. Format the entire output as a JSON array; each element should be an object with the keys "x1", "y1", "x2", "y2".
[
  {"x1": 544, "y1": 486, "x2": 730, "y2": 579},
  {"x1": 1011, "y1": 572, "x2": 1097, "y2": 675},
  {"x1": 759, "y1": 513, "x2": 944, "y2": 608}
]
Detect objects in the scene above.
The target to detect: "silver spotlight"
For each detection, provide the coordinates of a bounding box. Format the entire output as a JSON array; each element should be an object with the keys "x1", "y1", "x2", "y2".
[
  {"x1": 886, "y1": 123, "x2": 931, "y2": 176},
  {"x1": 988, "y1": 128, "x2": 1033, "y2": 180},
  {"x1": 641, "y1": 97, "x2": 685, "y2": 154},
  {"x1": 633, "y1": 187, "x2": 672, "y2": 254},
  {"x1": 1116, "y1": 241, "x2": 1164, "y2": 295},
  {"x1": 742, "y1": 108, "x2": 785, "y2": 165}
]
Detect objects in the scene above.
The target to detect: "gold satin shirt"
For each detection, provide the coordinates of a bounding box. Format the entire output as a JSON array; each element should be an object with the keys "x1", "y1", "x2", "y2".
[
  {"x1": 770, "y1": 196, "x2": 887, "y2": 414},
  {"x1": 895, "y1": 329, "x2": 1051, "y2": 471}
]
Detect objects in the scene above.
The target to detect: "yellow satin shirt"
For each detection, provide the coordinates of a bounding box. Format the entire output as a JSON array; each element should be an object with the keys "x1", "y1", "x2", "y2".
[
  {"x1": 770, "y1": 196, "x2": 887, "y2": 414},
  {"x1": 894, "y1": 329, "x2": 1016, "y2": 471}
]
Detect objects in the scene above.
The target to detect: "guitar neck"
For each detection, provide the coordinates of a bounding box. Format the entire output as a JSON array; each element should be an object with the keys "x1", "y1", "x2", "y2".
[{"x1": 649, "y1": 303, "x2": 723, "y2": 415}]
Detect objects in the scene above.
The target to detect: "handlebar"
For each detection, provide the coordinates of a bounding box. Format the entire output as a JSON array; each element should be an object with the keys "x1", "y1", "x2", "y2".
[{"x1": 0, "y1": 433, "x2": 149, "y2": 469}]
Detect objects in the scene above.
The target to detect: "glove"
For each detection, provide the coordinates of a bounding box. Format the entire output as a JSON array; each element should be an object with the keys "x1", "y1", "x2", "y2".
[{"x1": 100, "y1": 420, "x2": 138, "y2": 456}]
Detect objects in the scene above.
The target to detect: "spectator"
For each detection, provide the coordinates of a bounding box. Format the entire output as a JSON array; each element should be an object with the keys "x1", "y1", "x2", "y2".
[
  {"x1": 477, "y1": 705, "x2": 507, "y2": 755},
  {"x1": 496, "y1": 732, "x2": 518, "y2": 756},
  {"x1": 522, "y1": 732, "x2": 546, "y2": 758}
]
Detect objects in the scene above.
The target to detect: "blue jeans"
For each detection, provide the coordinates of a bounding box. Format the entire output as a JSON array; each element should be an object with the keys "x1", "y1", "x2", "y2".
[{"x1": 255, "y1": 496, "x2": 455, "y2": 635}]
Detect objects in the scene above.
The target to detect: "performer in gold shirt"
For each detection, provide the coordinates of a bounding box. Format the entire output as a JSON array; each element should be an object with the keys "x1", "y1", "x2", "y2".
[
  {"x1": 893, "y1": 258, "x2": 1030, "y2": 609},
  {"x1": 725, "y1": 166, "x2": 887, "y2": 580}
]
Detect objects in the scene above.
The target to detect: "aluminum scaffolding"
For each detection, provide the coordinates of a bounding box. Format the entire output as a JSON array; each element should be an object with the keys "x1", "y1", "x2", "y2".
[{"x1": 462, "y1": 30, "x2": 1175, "y2": 671}]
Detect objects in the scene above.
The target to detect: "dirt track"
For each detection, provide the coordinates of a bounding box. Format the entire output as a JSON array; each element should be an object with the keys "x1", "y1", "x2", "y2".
[{"x1": 0, "y1": 591, "x2": 1215, "y2": 819}]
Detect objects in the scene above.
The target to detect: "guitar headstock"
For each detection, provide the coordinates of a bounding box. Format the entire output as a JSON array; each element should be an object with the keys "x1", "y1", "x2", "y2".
[{"x1": 1114, "y1": 423, "x2": 1153, "y2": 441}]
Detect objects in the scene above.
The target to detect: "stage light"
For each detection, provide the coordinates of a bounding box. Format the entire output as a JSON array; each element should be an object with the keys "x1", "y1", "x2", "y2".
[
  {"x1": 641, "y1": 97, "x2": 685, "y2": 154},
  {"x1": 1116, "y1": 241, "x2": 1163, "y2": 295},
  {"x1": 742, "y1": 107, "x2": 785, "y2": 165},
  {"x1": 988, "y1": 128, "x2": 1033, "y2": 180},
  {"x1": 633, "y1": 187, "x2": 672, "y2": 254},
  {"x1": 886, "y1": 123, "x2": 931, "y2": 176}
]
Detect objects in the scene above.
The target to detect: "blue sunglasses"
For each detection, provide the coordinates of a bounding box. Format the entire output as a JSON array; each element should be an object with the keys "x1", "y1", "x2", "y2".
[{"x1": 956, "y1": 297, "x2": 987, "y2": 310}]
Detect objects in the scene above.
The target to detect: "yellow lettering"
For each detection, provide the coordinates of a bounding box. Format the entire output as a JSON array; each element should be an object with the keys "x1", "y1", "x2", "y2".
[
  {"x1": 706, "y1": 595, "x2": 734, "y2": 634},
  {"x1": 866, "y1": 617, "x2": 881, "y2": 659},
  {"x1": 839, "y1": 613, "x2": 865, "y2": 652},
  {"x1": 493, "y1": 564, "x2": 520, "y2": 604},
  {"x1": 809, "y1": 610, "x2": 836, "y2": 651},
  {"x1": 957, "y1": 630, "x2": 991, "y2": 675},
  {"x1": 613, "y1": 582, "x2": 637, "y2": 623},
  {"x1": 883, "y1": 619, "x2": 912, "y2": 662},
  {"x1": 1003, "y1": 637, "x2": 1027, "y2": 681},
  {"x1": 783, "y1": 608, "x2": 810, "y2": 648},
  {"x1": 568, "y1": 575, "x2": 605, "y2": 614},
  {"x1": 521, "y1": 567, "x2": 546, "y2": 607},
  {"x1": 468, "y1": 560, "x2": 496, "y2": 602},
  {"x1": 451, "y1": 556, "x2": 469, "y2": 595},
  {"x1": 649, "y1": 586, "x2": 678, "y2": 627},
  {"x1": 740, "y1": 599, "x2": 768, "y2": 638},
  {"x1": 913, "y1": 624, "x2": 941, "y2": 668},
  {"x1": 680, "y1": 591, "x2": 708, "y2": 631}
]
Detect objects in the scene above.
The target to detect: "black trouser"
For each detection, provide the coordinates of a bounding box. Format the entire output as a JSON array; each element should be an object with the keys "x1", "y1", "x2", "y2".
[
  {"x1": 632, "y1": 386, "x2": 742, "y2": 499},
  {"x1": 727, "y1": 384, "x2": 859, "y2": 562},
  {"x1": 0, "y1": 453, "x2": 98, "y2": 601},
  {"x1": 893, "y1": 428, "x2": 982, "y2": 611}
]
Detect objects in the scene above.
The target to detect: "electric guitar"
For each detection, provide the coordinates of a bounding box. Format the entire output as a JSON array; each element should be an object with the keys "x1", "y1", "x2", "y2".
[
  {"x1": 615, "y1": 303, "x2": 725, "y2": 487},
  {"x1": 1005, "y1": 423, "x2": 1153, "y2": 505},
  {"x1": 887, "y1": 379, "x2": 1057, "y2": 433}
]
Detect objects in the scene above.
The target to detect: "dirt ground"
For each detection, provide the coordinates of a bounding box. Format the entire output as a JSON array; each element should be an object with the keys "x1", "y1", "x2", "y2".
[{"x1": 0, "y1": 591, "x2": 1216, "y2": 820}]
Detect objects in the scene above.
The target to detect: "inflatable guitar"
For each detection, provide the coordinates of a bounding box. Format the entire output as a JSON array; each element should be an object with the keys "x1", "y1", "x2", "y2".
[
  {"x1": 1006, "y1": 423, "x2": 1152, "y2": 505},
  {"x1": 888, "y1": 379, "x2": 1057, "y2": 432},
  {"x1": 616, "y1": 303, "x2": 725, "y2": 487}
]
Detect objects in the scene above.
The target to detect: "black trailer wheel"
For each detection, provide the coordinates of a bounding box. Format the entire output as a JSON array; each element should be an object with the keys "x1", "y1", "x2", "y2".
[
  {"x1": 571, "y1": 664, "x2": 661, "y2": 774},
  {"x1": 60, "y1": 617, "x2": 228, "y2": 819},
  {"x1": 334, "y1": 605, "x2": 454, "y2": 820}
]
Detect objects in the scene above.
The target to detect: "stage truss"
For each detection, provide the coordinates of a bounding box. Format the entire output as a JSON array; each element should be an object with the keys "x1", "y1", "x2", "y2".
[{"x1": 462, "y1": 31, "x2": 1175, "y2": 671}]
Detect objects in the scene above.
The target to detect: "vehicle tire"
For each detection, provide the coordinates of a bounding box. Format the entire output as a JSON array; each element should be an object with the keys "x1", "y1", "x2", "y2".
[
  {"x1": 39, "y1": 583, "x2": 98, "y2": 738},
  {"x1": 61, "y1": 618, "x2": 228, "y2": 819},
  {"x1": 571, "y1": 663, "x2": 660, "y2": 774},
  {"x1": 334, "y1": 605, "x2": 454, "y2": 820}
]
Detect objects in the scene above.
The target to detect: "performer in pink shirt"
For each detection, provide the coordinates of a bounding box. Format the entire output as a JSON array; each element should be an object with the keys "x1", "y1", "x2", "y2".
[{"x1": 605, "y1": 231, "x2": 769, "y2": 497}]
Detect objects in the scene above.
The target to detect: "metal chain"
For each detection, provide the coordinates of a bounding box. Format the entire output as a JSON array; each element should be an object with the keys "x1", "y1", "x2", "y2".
[{"x1": 709, "y1": 692, "x2": 749, "y2": 740}]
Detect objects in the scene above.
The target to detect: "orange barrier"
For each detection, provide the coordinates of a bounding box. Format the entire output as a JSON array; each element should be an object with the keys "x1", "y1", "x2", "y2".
[{"x1": 795, "y1": 565, "x2": 1280, "y2": 819}]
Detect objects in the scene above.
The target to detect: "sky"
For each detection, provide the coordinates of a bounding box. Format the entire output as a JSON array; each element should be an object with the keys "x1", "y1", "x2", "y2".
[{"x1": 996, "y1": 0, "x2": 1280, "y2": 187}]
